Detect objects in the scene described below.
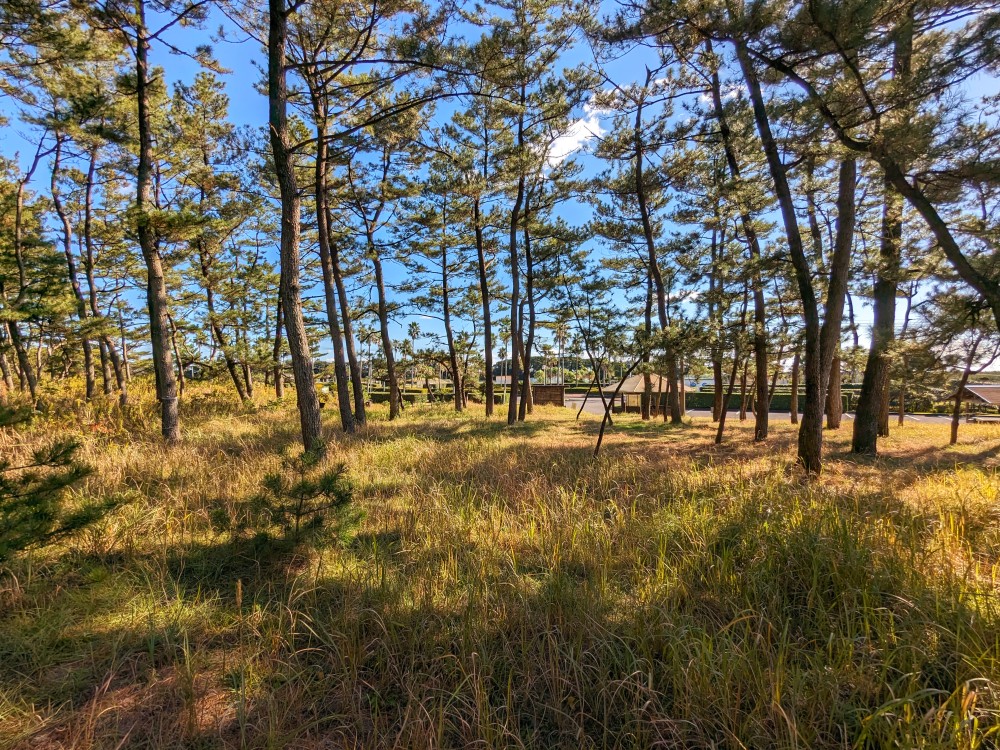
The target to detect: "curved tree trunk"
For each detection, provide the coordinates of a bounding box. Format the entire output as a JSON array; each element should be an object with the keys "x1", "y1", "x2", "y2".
[
  {"x1": 708, "y1": 40, "x2": 769, "y2": 441},
  {"x1": 738, "y1": 41, "x2": 829, "y2": 471},
  {"x1": 135, "y1": 4, "x2": 179, "y2": 442},
  {"x1": 268, "y1": 0, "x2": 323, "y2": 452},
  {"x1": 311, "y1": 106, "x2": 354, "y2": 432},
  {"x1": 51, "y1": 135, "x2": 95, "y2": 400}
]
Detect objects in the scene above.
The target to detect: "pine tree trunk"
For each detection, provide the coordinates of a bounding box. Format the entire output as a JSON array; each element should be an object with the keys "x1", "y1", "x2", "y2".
[
  {"x1": 136, "y1": 4, "x2": 179, "y2": 441},
  {"x1": 369, "y1": 246, "x2": 400, "y2": 419},
  {"x1": 826, "y1": 356, "x2": 842, "y2": 429},
  {"x1": 680, "y1": 358, "x2": 687, "y2": 415},
  {"x1": 325, "y1": 203, "x2": 365, "y2": 425},
  {"x1": 853, "y1": 176, "x2": 901, "y2": 453},
  {"x1": 272, "y1": 296, "x2": 284, "y2": 399},
  {"x1": 0, "y1": 342, "x2": 13, "y2": 394},
  {"x1": 708, "y1": 40, "x2": 769, "y2": 441},
  {"x1": 518, "y1": 202, "x2": 535, "y2": 421},
  {"x1": 473, "y1": 196, "x2": 494, "y2": 417},
  {"x1": 441, "y1": 199, "x2": 462, "y2": 413},
  {"x1": 506, "y1": 113, "x2": 525, "y2": 427},
  {"x1": 790, "y1": 351, "x2": 800, "y2": 425},
  {"x1": 51, "y1": 135, "x2": 95, "y2": 400},
  {"x1": 268, "y1": 0, "x2": 323, "y2": 452},
  {"x1": 312, "y1": 115, "x2": 354, "y2": 432},
  {"x1": 739, "y1": 360, "x2": 747, "y2": 421},
  {"x1": 168, "y1": 314, "x2": 185, "y2": 396},
  {"x1": 951, "y1": 377, "x2": 970, "y2": 446},
  {"x1": 712, "y1": 359, "x2": 723, "y2": 422},
  {"x1": 715, "y1": 348, "x2": 741, "y2": 445},
  {"x1": 738, "y1": 41, "x2": 824, "y2": 471},
  {"x1": 10, "y1": 157, "x2": 38, "y2": 402},
  {"x1": 83, "y1": 148, "x2": 126, "y2": 403}
]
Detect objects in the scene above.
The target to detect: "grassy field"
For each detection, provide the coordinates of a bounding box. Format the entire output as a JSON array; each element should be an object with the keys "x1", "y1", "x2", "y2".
[{"x1": 2, "y1": 382, "x2": 1000, "y2": 749}]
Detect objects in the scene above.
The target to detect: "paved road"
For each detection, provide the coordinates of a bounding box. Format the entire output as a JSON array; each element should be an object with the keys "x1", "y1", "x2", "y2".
[{"x1": 563, "y1": 395, "x2": 955, "y2": 423}]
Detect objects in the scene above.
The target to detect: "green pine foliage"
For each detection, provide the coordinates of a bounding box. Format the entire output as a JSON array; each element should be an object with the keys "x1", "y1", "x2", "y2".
[
  {"x1": 0, "y1": 406, "x2": 113, "y2": 564},
  {"x1": 212, "y1": 452, "x2": 361, "y2": 548}
]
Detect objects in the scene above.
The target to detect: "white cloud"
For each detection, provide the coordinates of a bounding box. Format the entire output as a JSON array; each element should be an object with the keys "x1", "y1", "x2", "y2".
[{"x1": 547, "y1": 105, "x2": 606, "y2": 167}]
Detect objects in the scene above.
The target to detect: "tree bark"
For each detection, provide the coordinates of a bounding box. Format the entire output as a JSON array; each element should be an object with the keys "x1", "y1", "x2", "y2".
[
  {"x1": 518, "y1": 197, "x2": 536, "y2": 421},
  {"x1": 826, "y1": 356, "x2": 842, "y2": 429},
  {"x1": 136, "y1": 1, "x2": 179, "y2": 441},
  {"x1": 853, "y1": 174, "x2": 902, "y2": 452},
  {"x1": 506, "y1": 90, "x2": 526, "y2": 426},
  {"x1": 634, "y1": 83, "x2": 681, "y2": 426},
  {"x1": 268, "y1": 0, "x2": 323, "y2": 452},
  {"x1": 51, "y1": 135, "x2": 95, "y2": 400},
  {"x1": 272, "y1": 295, "x2": 284, "y2": 399},
  {"x1": 818, "y1": 159, "x2": 858, "y2": 439},
  {"x1": 369, "y1": 242, "x2": 400, "y2": 418},
  {"x1": 715, "y1": 349, "x2": 741, "y2": 444},
  {"x1": 441, "y1": 195, "x2": 462, "y2": 412},
  {"x1": 790, "y1": 351, "x2": 800, "y2": 425},
  {"x1": 472, "y1": 196, "x2": 494, "y2": 416},
  {"x1": 738, "y1": 41, "x2": 823, "y2": 471},
  {"x1": 326, "y1": 202, "x2": 366, "y2": 425},
  {"x1": 708, "y1": 40, "x2": 769, "y2": 441},
  {"x1": 310, "y1": 101, "x2": 354, "y2": 432},
  {"x1": 83, "y1": 147, "x2": 127, "y2": 403}
]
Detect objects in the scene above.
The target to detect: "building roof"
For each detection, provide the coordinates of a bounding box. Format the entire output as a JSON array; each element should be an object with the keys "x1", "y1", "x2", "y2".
[
  {"x1": 959, "y1": 384, "x2": 1000, "y2": 405},
  {"x1": 614, "y1": 374, "x2": 671, "y2": 394}
]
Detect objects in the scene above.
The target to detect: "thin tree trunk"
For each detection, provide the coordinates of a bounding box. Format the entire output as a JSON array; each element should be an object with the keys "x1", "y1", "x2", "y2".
[
  {"x1": 310, "y1": 99, "x2": 354, "y2": 432},
  {"x1": 790, "y1": 351, "x2": 800, "y2": 425},
  {"x1": 51, "y1": 134, "x2": 95, "y2": 400},
  {"x1": 898, "y1": 374, "x2": 906, "y2": 427},
  {"x1": 82, "y1": 147, "x2": 126, "y2": 402},
  {"x1": 679, "y1": 357, "x2": 686, "y2": 415},
  {"x1": 854, "y1": 176, "x2": 902, "y2": 452},
  {"x1": 634, "y1": 84, "x2": 680, "y2": 426},
  {"x1": 817, "y1": 160, "x2": 858, "y2": 433},
  {"x1": 473, "y1": 196, "x2": 494, "y2": 416},
  {"x1": 519, "y1": 197, "x2": 536, "y2": 421},
  {"x1": 168, "y1": 313, "x2": 185, "y2": 396},
  {"x1": 739, "y1": 360, "x2": 748, "y2": 421},
  {"x1": 708, "y1": 39, "x2": 769, "y2": 441},
  {"x1": 738, "y1": 40, "x2": 826, "y2": 471},
  {"x1": 327, "y1": 204, "x2": 365, "y2": 425},
  {"x1": 369, "y1": 244, "x2": 400, "y2": 419},
  {"x1": 441, "y1": 196, "x2": 462, "y2": 412},
  {"x1": 8, "y1": 151, "x2": 40, "y2": 401},
  {"x1": 826, "y1": 357, "x2": 842, "y2": 429},
  {"x1": 201, "y1": 256, "x2": 248, "y2": 404},
  {"x1": 136, "y1": 2, "x2": 179, "y2": 441},
  {"x1": 268, "y1": 0, "x2": 323, "y2": 451},
  {"x1": 716, "y1": 349, "x2": 741, "y2": 444},
  {"x1": 712, "y1": 359, "x2": 723, "y2": 421},
  {"x1": 951, "y1": 336, "x2": 984, "y2": 445},
  {"x1": 272, "y1": 295, "x2": 284, "y2": 399},
  {"x1": 506, "y1": 92, "x2": 526, "y2": 426}
]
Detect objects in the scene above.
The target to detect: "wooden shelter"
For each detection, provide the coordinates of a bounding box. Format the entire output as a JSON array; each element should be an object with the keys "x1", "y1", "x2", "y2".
[{"x1": 955, "y1": 384, "x2": 1000, "y2": 406}]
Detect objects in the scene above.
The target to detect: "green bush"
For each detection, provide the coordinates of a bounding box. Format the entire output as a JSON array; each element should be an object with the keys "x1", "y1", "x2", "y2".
[{"x1": 212, "y1": 452, "x2": 361, "y2": 548}]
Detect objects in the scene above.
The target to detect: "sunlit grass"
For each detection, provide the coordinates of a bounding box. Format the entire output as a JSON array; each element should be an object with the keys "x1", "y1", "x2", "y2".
[{"x1": 2, "y1": 382, "x2": 1000, "y2": 748}]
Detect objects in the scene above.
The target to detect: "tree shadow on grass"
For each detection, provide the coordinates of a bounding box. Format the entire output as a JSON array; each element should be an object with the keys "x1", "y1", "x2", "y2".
[{"x1": 8, "y1": 440, "x2": 998, "y2": 750}]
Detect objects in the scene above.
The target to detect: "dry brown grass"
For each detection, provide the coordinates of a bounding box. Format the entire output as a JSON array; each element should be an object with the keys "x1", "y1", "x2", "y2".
[{"x1": 2, "y1": 382, "x2": 1000, "y2": 749}]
